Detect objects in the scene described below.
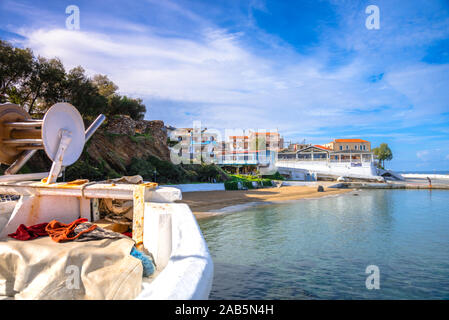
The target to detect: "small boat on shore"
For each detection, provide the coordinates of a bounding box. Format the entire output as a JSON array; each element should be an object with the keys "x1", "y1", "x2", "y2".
[{"x1": 0, "y1": 103, "x2": 213, "y2": 300}]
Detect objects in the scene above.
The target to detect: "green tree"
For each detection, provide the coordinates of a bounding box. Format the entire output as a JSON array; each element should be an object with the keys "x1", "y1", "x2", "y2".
[
  {"x1": 0, "y1": 40, "x2": 33, "y2": 103},
  {"x1": 107, "y1": 95, "x2": 146, "y2": 120},
  {"x1": 5, "y1": 56, "x2": 66, "y2": 114},
  {"x1": 65, "y1": 66, "x2": 108, "y2": 119},
  {"x1": 91, "y1": 74, "x2": 118, "y2": 98},
  {"x1": 372, "y1": 143, "x2": 393, "y2": 169},
  {"x1": 24, "y1": 57, "x2": 66, "y2": 114}
]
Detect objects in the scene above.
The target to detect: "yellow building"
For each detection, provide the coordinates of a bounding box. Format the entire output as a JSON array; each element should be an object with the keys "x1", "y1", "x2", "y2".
[{"x1": 323, "y1": 139, "x2": 371, "y2": 152}]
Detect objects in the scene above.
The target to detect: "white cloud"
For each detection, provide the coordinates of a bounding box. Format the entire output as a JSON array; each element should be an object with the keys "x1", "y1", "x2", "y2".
[
  {"x1": 9, "y1": 0, "x2": 449, "y2": 143},
  {"x1": 416, "y1": 150, "x2": 430, "y2": 161},
  {"x1": 18, "y1": 27, "x2": 419, "y2": 133},
  {"x1": 417, "y1": 149, "x2": 449, "y2": 162}
]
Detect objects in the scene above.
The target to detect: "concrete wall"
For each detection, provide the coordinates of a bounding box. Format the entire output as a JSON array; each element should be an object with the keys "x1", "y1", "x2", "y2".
[
  {"x1": 276, "y1": 160, "x2": 379, "y2": 180},
  {"x1": 168, "y1": 183, "x2": 225, "y2": 192}
]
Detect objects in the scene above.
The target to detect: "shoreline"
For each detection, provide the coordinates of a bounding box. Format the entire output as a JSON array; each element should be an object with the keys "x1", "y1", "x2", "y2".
[
  {"x1": 177, "y1": 185, "x2": 353, "y2": 219},
  {"x1": 195, "y1": 192, "x2": 356, "y2": 219}
]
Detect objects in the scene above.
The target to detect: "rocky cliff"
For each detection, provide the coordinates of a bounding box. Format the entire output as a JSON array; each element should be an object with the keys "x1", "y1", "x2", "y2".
[{"x1": 86, "y1": 115, "x2": 171, "y2": 173}]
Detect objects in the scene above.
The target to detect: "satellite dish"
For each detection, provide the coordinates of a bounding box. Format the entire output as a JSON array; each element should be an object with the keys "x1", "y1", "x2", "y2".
[{"x1": 42, "y1": 103, "x2": 85, "y2": 166}]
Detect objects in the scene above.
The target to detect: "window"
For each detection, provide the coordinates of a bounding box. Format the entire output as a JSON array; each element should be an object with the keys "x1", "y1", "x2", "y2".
[
  {"x1": 355, "y1": 145, "x2": 358, "y2": 150},
  {"x1": 346, "y1": 145, "x2": 349, "y2": 150},
  {"x1": 360, "y1": 145, "x2": 363, "y2": 150},
  {"x1": 339, "y1": 145, "x2": 343, "y2": 151},
  {"x1": 363, "y1": 145, "x2": 366, "y2": 150}
]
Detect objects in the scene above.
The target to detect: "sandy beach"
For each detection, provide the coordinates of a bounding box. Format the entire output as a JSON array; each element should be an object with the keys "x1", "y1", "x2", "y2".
[{"x1": 178, "y1": 185, "x2": 353, "y2": 219}]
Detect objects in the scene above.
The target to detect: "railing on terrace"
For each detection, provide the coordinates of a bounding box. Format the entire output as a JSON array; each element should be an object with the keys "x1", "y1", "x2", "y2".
[
  {"x1": 276, "y1": 159, "x2": 373, "y2": 166},
  {"x1": 278, "y1": 158, "x2": 372, "y2": 163},
  {"x1": 218, "y1": 160, "x2": 260, "y2": 165},
  {"x1": 295, "y1": 158, "x2": 328, "y2": 161}
]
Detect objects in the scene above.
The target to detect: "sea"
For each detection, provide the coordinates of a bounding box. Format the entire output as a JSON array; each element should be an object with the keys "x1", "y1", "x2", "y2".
[{"x1": 199, "y1": 189, "x2": 449, "y2": 299}]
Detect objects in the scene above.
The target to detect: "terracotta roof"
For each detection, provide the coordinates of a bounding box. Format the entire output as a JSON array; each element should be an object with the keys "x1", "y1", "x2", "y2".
[
  {"x1": 229, "y1": 136, "x2": 248, "y2": 139},
  {"x1": 314, "y1": 144, "x2": 331, "y2": 150},
  {"x1": 334, "y1": 139, "x2": 369, "y2": 143},
  {"x1": 253, "y1": 132, "x2": 279, "y2": 135}
]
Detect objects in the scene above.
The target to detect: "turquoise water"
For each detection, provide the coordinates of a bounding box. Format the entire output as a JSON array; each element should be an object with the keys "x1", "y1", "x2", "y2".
[
  {"x1": 198, "y1": 190, "x2": 449, "y2": 299},
  {"x1": 399, "y1": 171, "x2": 449, "y2": 175}
]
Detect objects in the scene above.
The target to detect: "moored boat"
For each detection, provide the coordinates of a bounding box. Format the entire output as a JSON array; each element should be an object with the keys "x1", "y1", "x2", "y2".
[{"x1": 0, "y1": 102, "x2": 213, "y2": 300}]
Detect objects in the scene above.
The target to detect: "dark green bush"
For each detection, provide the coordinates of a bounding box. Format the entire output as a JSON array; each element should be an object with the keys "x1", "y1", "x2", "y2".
[
  {"x1": 224, "y1": 180, "x2": 239, "y2": 190},
  {"x1": 65, "y1": 158, "x2": 105, "y2": 181},
  {"x1": 146, "y1": 155, "x2": 185, "y2": 183},
  {"x1": 262, "y1": 171, "x2": 285, "y2": 180},
  {"x1": 128, "y1": 157, "x2": 156, "y2": 180},
  {"x1": 182, "y1": 164, "x2": 227, "y2": 183},
  {"x1": 243, "y1": 181, "x2": 254, "y2": 189},
  {"x1": 262, "y1": 179, "x2": 273, "y2": 187}
]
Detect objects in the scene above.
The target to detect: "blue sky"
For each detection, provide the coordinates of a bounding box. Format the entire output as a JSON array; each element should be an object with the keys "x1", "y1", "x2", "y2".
[{"x1": 1, "y1": 0, "x2": 448, "y2": 171}]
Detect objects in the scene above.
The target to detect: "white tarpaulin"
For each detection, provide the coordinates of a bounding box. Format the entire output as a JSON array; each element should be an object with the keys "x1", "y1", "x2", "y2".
[{"x1": 0, "y1": 236, "x2": 142, "y2": 300}]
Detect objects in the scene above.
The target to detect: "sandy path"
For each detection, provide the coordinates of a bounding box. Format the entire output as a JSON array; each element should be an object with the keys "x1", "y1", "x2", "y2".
[{"x1": 177, "y1": 185, "x2": 352, "y2": 219}]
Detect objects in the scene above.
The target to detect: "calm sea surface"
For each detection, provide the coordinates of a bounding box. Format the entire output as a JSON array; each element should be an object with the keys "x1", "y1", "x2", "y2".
[{"x1": 198, "y1": 190, "x2": 449, "y2": 299}]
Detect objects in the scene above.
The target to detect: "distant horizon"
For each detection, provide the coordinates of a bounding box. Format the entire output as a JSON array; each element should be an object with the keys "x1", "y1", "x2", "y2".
[
  {"x1": 1, "y1": 0, "x2": 448, "y2": 171},
  {"x1": 397, "y1": 170, "x2": 449, "y2": 174}
]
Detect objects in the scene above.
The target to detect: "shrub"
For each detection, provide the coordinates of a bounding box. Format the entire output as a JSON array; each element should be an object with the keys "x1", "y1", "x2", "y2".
[
  {"x1": 127, "y1": 157, "x2": 156, "y2": 180},
  {"x1": 129, "y1": 133, "x2": 153, "y2": 143},
  {"x1": 106, "y1": 169, "x2": 121, "y2": 179},
  {"x1": 243, "y1": 181, "x2": 254, "y2": 189},
  {"x1": 65, "y1": 158, "x2": 105, "y2": 181},
  {"x1": 262, "y1": 171, "x2": 285, "y2": 180},
  {"x1": 147, "y1": 155, "x2": 184, "y2": 183},
  {"x1": 261, "y1": 179, "x2": 273, "y2": 187},
  {"x1": 224, "y1": 180, "x2": 239, "y2": 190},
  {"x1": 183, "y1": 164, "x2": 227, "y2": 183}
]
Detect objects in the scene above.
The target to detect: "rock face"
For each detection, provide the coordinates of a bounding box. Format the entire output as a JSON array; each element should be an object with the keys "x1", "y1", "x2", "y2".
[{"x1": 86, "y1": 115, "x2": 171, "y2": 174}]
